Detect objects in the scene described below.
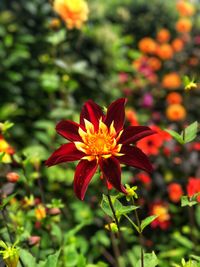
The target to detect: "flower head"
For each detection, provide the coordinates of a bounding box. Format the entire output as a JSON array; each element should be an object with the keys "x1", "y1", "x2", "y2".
[
  {"x1": 46, "y1": 99, "x2": 156, "y2": 200},
  {"x1": 150, "y1": 202, "x2": 170, "y2": 230},
  {"x1": 156, "y1": 28, "x2": 171, "y2": 43},
  {"x1": 166, "y1": 104, "x2": 186, "y2": 121},
  {"x1": 0, "y1": 135, "x2": 15, "y2": 163},
  {"x1": 168, "y1": 183, "x2": 183, "y2": 203},
  {"x1": 53, "y1": 0, "x2": 89, "y2": 29},
  {"x1": 176, "y1": 18, "x2": 192, "y2": 33},
  {"x1": 187, "y1": 177, "x2": 200, "y2": 198},
  {"x1": 138, "y1": 38, "x2": 157, "y2": 54}
]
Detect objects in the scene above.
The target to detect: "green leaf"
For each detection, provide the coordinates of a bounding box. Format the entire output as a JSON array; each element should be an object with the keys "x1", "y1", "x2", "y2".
[
  {"x1": 165, "y1": 129, "x2": 184, "y2": 144},
  {"x1": 182, "y1": 121, "x2": 198, "y2": 143},
  {"x1": 0, "y1": 121, "x2": 14, "y2": 133},
  {"x1": 38, "y1": 250, "x2": 60, "y2": 267},
  {"x1": 141, "y1": 215, "x2": 158, "y2": 231},
  {"x1": 0, "y1": 193, "x2": 17, "y2": 210},
  {"x1": 136, "y1": 252, "x2": 158, "y2": 267},
  {"x1": 181, "y1": 196, "x2": 197, "y2": 207},
  {"x1": 100, "y1": 194, "x2": 138, "y2": 219},
  {"x1": 20, "y1": 249, "x2": 36, "y2": 267}
]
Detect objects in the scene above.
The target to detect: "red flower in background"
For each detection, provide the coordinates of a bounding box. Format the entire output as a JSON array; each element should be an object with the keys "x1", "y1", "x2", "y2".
[
  {"x1": 137, "y1": 125, "x2": 171, "y2": 156},
  {"x1": 168, "y1": 183, "x2": 183, "y2": 203},
  {"x1": 187, "y1": 177, "x2": 200, "y2": 202},
  {"x1": 46, "y1": 98, "x2": 156, "y2": 200},
  {"x1": 137, "y1": 172, "x2": 151, "y2": 185},
  {"x1": 150, "y1": 202, "x2": 171, "y2": 230}
]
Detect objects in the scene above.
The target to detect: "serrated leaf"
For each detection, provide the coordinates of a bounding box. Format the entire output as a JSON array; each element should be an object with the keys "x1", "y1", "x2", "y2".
[
  {"x1": 182, "y1": 121, "x2": 198, "y2": 143},
  {"x1": 165, "y1": 129, "x2": 184, "y2": 144},
  {"x1": 181, "y1": 196, "x2": 197, "y2": 207},
  {"x1": 141, "y1": 215, "x2": 157, "y2": 231},
  {"x1": 136, "y1": 252, "x2": 158, "y2": 267}
]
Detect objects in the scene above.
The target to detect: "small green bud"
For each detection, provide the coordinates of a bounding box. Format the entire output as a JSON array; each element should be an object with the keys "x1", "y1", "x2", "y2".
[
  {"x1": 0, "y1": 241, "x2": 19, "y2": 267},
  {"x1": 125, "y1": 184, "x2": 138, "y2": 201},
  {"x1": 105, "y1": 222, "x2": 118, "y2": 233}
]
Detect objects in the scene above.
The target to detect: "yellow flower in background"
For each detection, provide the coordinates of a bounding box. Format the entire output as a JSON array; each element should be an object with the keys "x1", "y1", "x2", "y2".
[
  {"x1": 0, "y1": 241, "x2": 19, "y2": 267},
  {"x1": 35, "y1": 205, "x2": 46, "y2": 221},
  {"x1": 0, "y1": 135, "x2": 14, "y2": 163},
  {"x1": 53, "y1": 0, "x2": 89, "y2": 29}
]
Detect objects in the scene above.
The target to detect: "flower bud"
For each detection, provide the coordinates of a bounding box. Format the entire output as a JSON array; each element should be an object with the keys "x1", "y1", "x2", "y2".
[
  {"x1": 28, "y1": 236, "x2": 41, "y2": 246},
  {"x1": 105, "y1": 222, "x2": 118, "y2": 233},
  {"x1": 6, "y1": 172, "x2": 19, "y2": 183}
]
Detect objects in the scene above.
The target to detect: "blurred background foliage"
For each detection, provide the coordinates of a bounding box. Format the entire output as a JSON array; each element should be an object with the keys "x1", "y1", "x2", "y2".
[{"x1": 0, "y1": 0, "x2": 200, "y2": 266}]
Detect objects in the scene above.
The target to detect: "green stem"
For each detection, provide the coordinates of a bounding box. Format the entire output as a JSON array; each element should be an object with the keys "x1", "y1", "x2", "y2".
[
  {"x1": 1, "y1": 209, "x2": 25, "y2": 267},
  {"x1": 106, "y1": 190, "x2": 122, "y2": 267},
  {"x1": 107, "y1": 192, "x2": 121, "y2": 234},
  {"x1": 132, "y1": 199, "x2": 144, "y2": 267}
]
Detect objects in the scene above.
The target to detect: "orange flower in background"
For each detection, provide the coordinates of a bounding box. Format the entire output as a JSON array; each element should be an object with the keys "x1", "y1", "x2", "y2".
[
  {"x1": 125, "y1": 108, "x2": 139, "y2": 126},
  {"x1": 166, "y1": 92, "x2": 183, "y2": 105},
  {"x1": 150, "y1": 202, "x2": 170, "y2": 230},
  {"x1": 176, "y1": 18, "x2": 192, "y2": 33},
  {"x1": 171, "y1": 38, "x2": 184, "y2": 52},
  {"x1": 162, "y1": 72, "x2": 181, "y2": 89},
  {"x1": 148, "y1": 57, "x2": 162, "y2": 71},
  {"x1": 53, "y1": 0, "x2": 89, "y2": 29},
  {"x1": 0, "y1": 135, "x2": 15, "y2": 163},
  {"x1": 138, "y1": 37, "x2": 157, "y2": 54},
  {"x1": 166, "y1": 104, "x2": 186, "y2": 121},
  {"x1": 156, "y1": 44, "x2": 173, "y2": 60},
  {"x1": 35, "y1": 205, "x2": 46, "y2": 221},
  {"x1": 168, "y1": 183, "x2": 183, "y2": 203},
  {"x1": 156, "y1": 28, "x2": 171, "y2": 43},
  {"x1": 176, "y1": 1, "x2": 195, "y2": 17},
  {"x1": 6, "y1": 172, "x2": 20, "y2": 183}
]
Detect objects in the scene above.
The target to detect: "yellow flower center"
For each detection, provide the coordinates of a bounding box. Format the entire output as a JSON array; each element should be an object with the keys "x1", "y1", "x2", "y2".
[{"x1": 75, "y1": 119, "x2": 124, "y2": 161}]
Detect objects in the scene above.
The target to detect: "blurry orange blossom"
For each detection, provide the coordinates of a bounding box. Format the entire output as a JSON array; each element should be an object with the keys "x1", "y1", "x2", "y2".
[
  {"x1": 166, "y1": 92, "x2": 183, "y2": 105},
  {"x1": 168, "y1": 183, "x2": 183, "y2": 203},
  {"x1": 35, "y1": 205, "x2": 46, "y2": 221},
  {"x1": 6, "y1": 172, "x2": 20, "y2": 183},
  {"x1": 157, "y1": 44, "x2": 173, "y2": 60},
  {"x1": 138, "y1": 37, "x2": 157, "y2": 54},
  {"x1": 176, "y1": 1, "x2": 195, "y2": 17},
  {"x1": 150, "y1": 203, "x2": 170, "y2": 230},
  {"x1": 176, "y1": 18, "x2": 192, "y2": 33},
  {"x1": 148, "y1": 57, "x2": 162, "y2": 71},
  {"x1": 171, "y1": 38, "x2": 184, "y2": 52},
  {"x1": 53, "y1": 0, "x2": 89, "y2": 29},
  {"x1": 125, "y1": 108, "x2": 139, "y2": 126},
  {"x1": 162, "y1": 73, "x2": 181, "y2": 89},
  {"x1": 156, "y1": 28, "x2": 171, "y2": 43},
  {"x1": 166, "y1": 104, "x2": 186, "y2": 121}
]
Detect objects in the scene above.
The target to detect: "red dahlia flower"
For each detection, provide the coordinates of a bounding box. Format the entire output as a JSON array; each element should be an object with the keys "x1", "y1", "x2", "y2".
[{"x1": 46, "y1": 98, "x2": 156, "y2": 200}]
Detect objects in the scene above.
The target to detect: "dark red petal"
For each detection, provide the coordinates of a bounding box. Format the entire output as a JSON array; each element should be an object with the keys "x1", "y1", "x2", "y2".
[
  {"x1": 118, "y1": 145, "x2": 153, "y2": 173},
  {"x1": 99, "y1": 157, "x2": 127, "y2": 194},
  {"x1": 119, "y1": 126, "x2": 156, "y2": 145},
  {"x1": 45, "y1": 143, "x2": 84, "y2": 167},
  {"x1": 80, "y1": 100, "x2": 104, "y2": 130},
  {"x1": 74, "y1": 160, "x2": 98, "y2": 200},
  {"x1": 56, "y1": 120, "x2": 82, "y2": 141},
  {"x1": 104, "y1": 98, "x2": 127, "y2": 133}
]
